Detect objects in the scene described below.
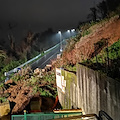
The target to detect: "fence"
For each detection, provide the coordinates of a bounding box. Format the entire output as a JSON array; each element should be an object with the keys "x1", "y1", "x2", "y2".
[{"x1": 12, "y1": 111, "x2": 82, "y2": 120}]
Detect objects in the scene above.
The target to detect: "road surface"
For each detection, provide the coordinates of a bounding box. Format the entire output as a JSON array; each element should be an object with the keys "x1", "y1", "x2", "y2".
[{"x1": 31, "y1": 45, "x2": 60, "y2": 69}]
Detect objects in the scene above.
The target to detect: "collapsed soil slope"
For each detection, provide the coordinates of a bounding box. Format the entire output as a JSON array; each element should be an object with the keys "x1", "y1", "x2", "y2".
[
  {"x1": 3, "y1": 67, "x2": 57, "y2": 114},
  {"x1": 63, "y1": 15, "x2": 120, "y2": 64}
]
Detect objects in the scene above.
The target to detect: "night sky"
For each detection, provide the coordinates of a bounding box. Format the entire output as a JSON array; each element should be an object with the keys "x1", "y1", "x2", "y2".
[{"x1": 0, "y1": 0, "x2": 102, "y2": 31}]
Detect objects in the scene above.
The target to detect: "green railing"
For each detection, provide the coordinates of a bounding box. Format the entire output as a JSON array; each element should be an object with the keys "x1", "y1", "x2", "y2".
[{"x1": 12, "y1": 111, "x2": 82, "y2": 120}]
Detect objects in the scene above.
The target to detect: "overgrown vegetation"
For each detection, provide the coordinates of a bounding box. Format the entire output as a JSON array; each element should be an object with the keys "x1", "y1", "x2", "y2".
[
  {"x1": 32, "y1": 71, "x2": 57, "y2": 97},
  {"x1": 64, "y1": 34, "x2": 81, "y2": 52},
  {"x1": 82, "y1": 39, "x2": 120, "y2": 80},
  {"x1": 0, "y1": 58, "x2": 27, "y2": 81},
  {"x1": 11, "y1": 67, "x2": 57, "y2": 98},
  {"x1": 57, "y1": 13, "x2": 120, "y2": 80},
  {"x1": 0, "y1": 66, "x2": 57, "y2": 103},
  {"x1": 82, "y1": 29, "x2": 91, "y2": 37},
  {"x1": 63, "y1": 64, "x2": 76, "y2": 73}
]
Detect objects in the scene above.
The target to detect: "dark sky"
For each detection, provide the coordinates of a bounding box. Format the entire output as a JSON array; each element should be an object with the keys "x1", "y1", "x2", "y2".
[{"x1": 0, "y1": 0, "x2": 102, "y2": 31}]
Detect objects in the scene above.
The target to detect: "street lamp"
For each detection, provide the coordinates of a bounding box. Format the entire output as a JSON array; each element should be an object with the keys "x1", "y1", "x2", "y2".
[
  {"x1": 58, "y1": 31, "x2": 61, "y2": 34},
  {"x1": 67, "y1": 30, "x2": 70, "y2": 38},
  {"x1": 71, "y1": 29, "x2": 76, "y2": 37},
  {"x1": 58, "y1": 31, "x2": 62, "y2": 52},
  {"x1": 67, "y1": 30, "x2": 70, "y2": 33},
  {"x1": 71, "y1": 29, "x2": 75, "y2": 32}
]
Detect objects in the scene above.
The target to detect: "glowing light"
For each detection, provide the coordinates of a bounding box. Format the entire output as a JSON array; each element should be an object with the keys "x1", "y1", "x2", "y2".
[
  {"x1": 67, "y1": 30, "x2": 70, "y2": 33},
  {"x1": 58, "y1": 31, "x2": 61, "y2": 34},
  {"x1": 71, "y1": 29, "x2": 75, "y2": 32}
]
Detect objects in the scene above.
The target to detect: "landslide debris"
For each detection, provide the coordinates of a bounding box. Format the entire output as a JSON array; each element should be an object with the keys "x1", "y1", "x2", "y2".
[
  {"x1": 52, "y1": 15, "x2": 120, "y2": 79},
  {"x1": 61, "y1": 15, "x2": 120, "y2": 65},
  {"x1": 2, "y1": 66, "x2": 57, "y2": 114}
]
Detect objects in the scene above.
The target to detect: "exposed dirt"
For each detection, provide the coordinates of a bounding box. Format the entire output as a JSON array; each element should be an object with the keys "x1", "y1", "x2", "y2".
[
  {"x1": 3, "y1": 67, "x2": 57, "y2": 114},
  {"x1": 62, "y1": 15, "x2": 120, "y2": 64},
  {"x1": 4, "y1": 80, "x2": 33, "y2": 114}
]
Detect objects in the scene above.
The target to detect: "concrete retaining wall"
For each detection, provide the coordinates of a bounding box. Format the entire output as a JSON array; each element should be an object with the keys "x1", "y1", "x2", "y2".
[
  {"x1": 57, "y1": 70, "x2": 77, "y2": 109},
  {"x1": 57, "y1": 64, "x2": 120, "y2": 120}
]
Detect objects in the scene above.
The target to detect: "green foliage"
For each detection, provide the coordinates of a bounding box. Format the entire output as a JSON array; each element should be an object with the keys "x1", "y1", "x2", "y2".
[
  {"x1": 107, "y1": 40, "x2": 120, "y2": 59},
  {"x1": 0, "y1": 58, "x2": 27, "y2": 82},
  {"x1": 0, "y1": 50, "x2": 7, "y2": 66},
  {"x1": 43, "y1": 71, "x2": 55, "y2": 83},
  {"x1": 80, "y1": 23, "x2": 91, "y2": 31},
  {"x1": 11, "y1": 74, "x2": 23, "y2": 82},
  {"x1": 0, "y1": 83, "x2": 4, "y2": 89},
  {"x1": 90, "y1": 20, "x2": 98, "y2": 26},
  {"x1": 63, "y1": 64, "x2": 76, "y2": 72},
  {"x1": 89, "y1": 39, "x2": 120, "y2": 63},
  {"x1": 1, "y1": 60, "x2": 19, "y2": 73},
  {"x1": 82, "y1": 30, "x2": 91, "y2": 37},
  {"x1": 11, "y1": 66, "x2": 32, "y2": 82},
  {"x1": 25, "y1": 70, "x2": 57, "y2": 97},
  {"x1": 29, "y1": 76, "x2": 38, "y2": 85},
  {"x1": 32, "y1": 86, "x2": 39, "y2": 95},
  {"x1": 29, "y1": 49, "x2": 40, "y2": 60},
  {"x1": 65, "y1": 36, "x2": 80, "y2": 52},
  {"x1": 0, "y1": 97, "x2": 7, "y2": 102},
  {"x1": 82, "y1": 39, "x2": 120, "y2": 79},
  {"x1": 78, "y1": 20, "x2": 99, "y2": 38},
  {"x1": 0, "y1": 75, "x2": 6, "y2": 82},
  {"x1": 78, "y1": 20, "x2": 97, "y2": 34},
  {"x1": 40, "y1": 89, "x2": 53, "y2": 97},
  {"x1": 32, "y1": 84, "x2": 55, "y2": 97}
]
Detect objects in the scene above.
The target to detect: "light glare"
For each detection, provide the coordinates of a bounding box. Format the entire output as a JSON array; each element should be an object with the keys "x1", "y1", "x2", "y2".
[
  {"x1": 67, "y1": 30, "x2": 70, "y2": 32},
  {"x1": 71, "y1": 29, "x2": 75, "y2": 32},
  {"x1": 58, "y1": 31, "x2": 61, "y2": 34}
]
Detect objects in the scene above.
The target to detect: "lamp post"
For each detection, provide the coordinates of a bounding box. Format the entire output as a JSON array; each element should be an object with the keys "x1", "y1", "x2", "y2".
[
  {"x1": 71, "y1": 29, "x2": 76, "y2": 37},
  {"x1": 67, "y1": 29, "x2": 70, "y2": 38},
  {"x1": 58, "y1": 31, "x2": 62, "y2": 52},
  {"x1": 67, "y1": 30, "x2": 70, "y2": 33},
  {"x1": 71, "y1": 29, "x2": 75, "y2": 32}
]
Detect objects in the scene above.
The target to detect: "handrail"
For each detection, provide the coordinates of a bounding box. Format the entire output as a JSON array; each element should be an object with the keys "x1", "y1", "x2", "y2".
[
  {"x1": 52, "y1": 114, "x2": 99, "y2": 120},
  {"x1": 11, "y1": 110, "x2": 113, "y2": 120},
  {"x1": 12, "y1": 111, "x2": 82, "y2": 120},
  {"x1": 50, "y1": 110, "x2": 113, "y2": 120},
  {"x1": 6, "y1": 38, "x2": 64, "y2": 76},
  {"x1": 99, "y1": 110, "x2": 113, "y2": 120}
]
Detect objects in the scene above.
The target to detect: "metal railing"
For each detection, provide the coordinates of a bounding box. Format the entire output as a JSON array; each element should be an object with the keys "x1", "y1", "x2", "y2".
[
  {"x1": 5, "y1": 33, "x2": 77, "y2": 82},
  {"x1": 99, "y1": 110, "x2": 113, "y2": 120},
  {"x1": 4, "y1": 42, "x2": 61, "y2": 82},
  {"x1": 5, "y1": 39, "x2": 66, "y2": 76},
  {"x1": 12, "y1": 111, "x2": 82, "y2": 120},
  {"x1": 52, "y1": 110, "x2": 113, "y2": 120},
  {"x1": 11, "y1": 110, "x2": 113, "y2": 120}
]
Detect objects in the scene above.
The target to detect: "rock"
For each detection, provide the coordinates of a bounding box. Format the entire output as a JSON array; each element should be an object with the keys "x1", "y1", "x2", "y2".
[
  {"x1": 0, "y1": 102, "x2": 10, "y2": 117},
  {"x1": 34, "y1": 68, "x2": 41, "y2": 75},
  {"x1": 45, "y1": 64, "x2": 52, "y2": 72},
  {"x1": 42, "y1": 69, "x2": 45, "y2": 72}
]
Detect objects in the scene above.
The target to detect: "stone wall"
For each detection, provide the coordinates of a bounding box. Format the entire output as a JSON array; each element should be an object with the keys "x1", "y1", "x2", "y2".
[{"x1": 57, "y1": 64, "x2": 120, "y2": 120}]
